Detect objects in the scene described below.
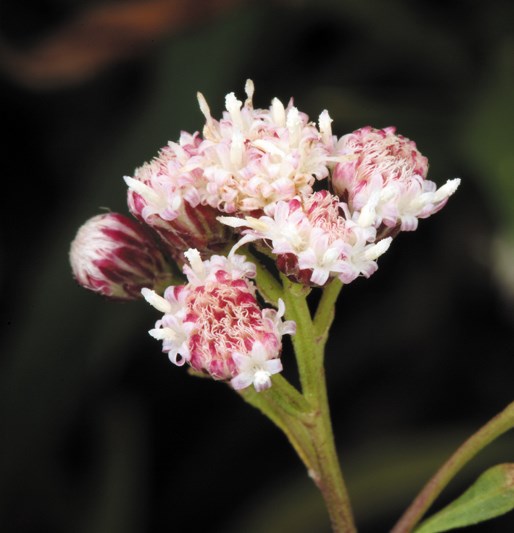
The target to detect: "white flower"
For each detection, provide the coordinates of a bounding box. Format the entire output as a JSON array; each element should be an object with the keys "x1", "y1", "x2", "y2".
[
  {"x1": 231, "y1": 341, "x2": 283, "y2": 392},
  {"x1": 124, "y1": 133, "x2": 231, "y2": 261},
  {"x1": 196, "y1": 80, "x2": 333, "y2": 213},
  {"x1": 220, "y1": 191, "x2": 391, "y2": 287},
  {"x1": 182, "y1": 248, "x2": 256, "y2": 286},
  {"x1": 332, "y1": 126, "x2": 460, "y2": 233},
  {"x1": 142, "y1": 249, "x2": 294, "y2": 389}
]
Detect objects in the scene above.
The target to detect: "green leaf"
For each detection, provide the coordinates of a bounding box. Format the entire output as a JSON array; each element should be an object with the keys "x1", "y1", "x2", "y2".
[{"x1": 415, "y1": 464, "x2": 514, "y2": 533}]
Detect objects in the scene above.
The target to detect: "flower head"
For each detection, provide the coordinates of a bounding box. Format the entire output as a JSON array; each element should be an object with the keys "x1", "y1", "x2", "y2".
[
  {"x1": 125, "y1": 132, "x2": 232, "y2": 263},
  {"x1": 196, "y1": 80, "x2": 334, "y2": 214},
  {"x1": 70, "y1": 213, "x2": 174, "y2": 300},
  {"x1": 142, "y1": 249, "x2": 295, "y2": 391},
  {"x1": 220, "y1": 191, "x2": 391, "y2": 287},
  {"x1": 332, "y1": 126, "x2": 460, "y2": 233}
]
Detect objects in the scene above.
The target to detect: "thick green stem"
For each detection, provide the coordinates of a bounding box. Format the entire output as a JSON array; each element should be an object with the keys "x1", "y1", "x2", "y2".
[
  {"x1": 279, "y1": 276, "x2": 356, "y2": 532},
  {"x1": 309, "y1": 363, "x2": 357, "y2": 533},
  {"x1": 391, "y1": 401, "x2": 514, "y2": 533},
  {"x1": 234, "y1": 255, "x2": 356, "y2": 532},
  {"x1": 239, "y1": 379, "x2": 319, "y2": 473}
]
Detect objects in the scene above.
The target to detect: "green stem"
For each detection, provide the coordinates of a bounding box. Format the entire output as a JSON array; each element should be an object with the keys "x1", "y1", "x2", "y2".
[
  {"x1": 239, "y1": 379, "x2": 319, "y2": 473},
  {"x1": 309, "y1": 361, "x2": 357, "y2": 533},
  {"x1": 236, "y1": 252, "x2": 356, "y2": 531},
  {"x1": 269, "y1": 373, "x2": 312, "y2": 415},
  {"x1": 278, "y1": 276, "x2": 356, "y2": 532},
  {"x1": 391, "y1": 401, "x2": 514, "y2": 533},
  {"x1": 314, "y1": 278, "x2": 343, "y2": 348},
  {"x1": 280, "y1": 276, "x2": 318, "y2": 400},
  {"x1": 241, "y1": 246, "x2": 284, "y2": 305}
]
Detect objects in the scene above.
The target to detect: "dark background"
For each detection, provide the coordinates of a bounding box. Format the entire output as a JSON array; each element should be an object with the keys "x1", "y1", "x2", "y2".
[{"x1": 1, "y1": 1, "x2": 514, "y2": 531}]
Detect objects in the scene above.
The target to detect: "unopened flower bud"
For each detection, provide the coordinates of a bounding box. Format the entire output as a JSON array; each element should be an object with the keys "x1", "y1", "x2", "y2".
[{"x1": 70, "y1": 213, "x2": 175, "y2": 300}]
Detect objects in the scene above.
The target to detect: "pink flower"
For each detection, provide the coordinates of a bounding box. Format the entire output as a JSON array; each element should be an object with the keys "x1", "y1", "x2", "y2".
[
  {"x1": 220, "y1": 191, "x2": 391, "y2": 287},
  {"x1": 124, "y1": 132, "x2": 231, "y2": 263},
  {"x1": 142, "y1": 249, "x2": 295, "y2": 391},
  {"x1": 332, "y1": 126, "x2": 460, "y2": 233},
  {"x1": 70, "y1": 213, "x2": 174, "y2": 300},
  {"x1": 196, "y1": 80, "x2": 334, "y2": 213}
]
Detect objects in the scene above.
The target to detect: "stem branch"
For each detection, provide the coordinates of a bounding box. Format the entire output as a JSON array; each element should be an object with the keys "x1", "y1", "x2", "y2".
[
  {"x1": 314, "y1": 279, "x2": 343, "y2": 347},
  {"x1": 391, "y1": 401, "x2": 514, "y2": 533}
]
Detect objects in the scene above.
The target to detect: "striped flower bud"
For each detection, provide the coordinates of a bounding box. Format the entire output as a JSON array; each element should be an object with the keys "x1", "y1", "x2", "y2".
[{"x1": 70, "y1": 213, "x2": 175, "y2": 300}]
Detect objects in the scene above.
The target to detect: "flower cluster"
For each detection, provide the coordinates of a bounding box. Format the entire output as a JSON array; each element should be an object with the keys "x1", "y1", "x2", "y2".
[
  {"x1": 70, "y1": 80, "x2": 460, "y2": 390},
  {"x1": 196, "y1": 80, "x2": 333, "y2": 213},
  {"x1": 142, "y1": 249, "x2": 295, "y2": 391}
]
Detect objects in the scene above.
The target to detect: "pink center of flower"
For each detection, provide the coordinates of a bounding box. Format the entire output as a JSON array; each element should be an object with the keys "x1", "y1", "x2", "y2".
[
  {"x1": 184, "y1": 278, "x2": 279, "y2": 380},
  {"x1": 303, "y1": 190, "x2": 347, "y2": 241}
]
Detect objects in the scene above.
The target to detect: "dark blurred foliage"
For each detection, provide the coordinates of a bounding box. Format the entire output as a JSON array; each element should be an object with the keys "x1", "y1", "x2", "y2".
[{"x1": 1, "y1": 1, "x2": 514, "y2": 532}]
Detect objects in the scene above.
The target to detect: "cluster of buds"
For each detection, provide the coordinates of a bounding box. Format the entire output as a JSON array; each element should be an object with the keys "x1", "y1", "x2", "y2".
[{"x1": 70, "y1": 80, "x2": 460, "y2": 390}]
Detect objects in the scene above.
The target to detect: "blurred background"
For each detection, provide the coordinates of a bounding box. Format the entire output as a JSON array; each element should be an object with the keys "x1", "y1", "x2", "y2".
[{"x1": 1, "y1": 0, "x2": 514, "y2": 531}]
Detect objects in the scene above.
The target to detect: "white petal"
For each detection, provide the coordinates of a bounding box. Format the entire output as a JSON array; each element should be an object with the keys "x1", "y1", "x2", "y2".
[
  {"x1": 217, "y1": 216, "x2": 249, "y2": 228},
  {"x1": 265, "y1": 358, "x2": 283, "y2": 375},
  {"x1": 225, "y1": 92, "x2": 243, "y2": 130},
  {"x1": 231, "y1": 372, "x2": 254, "y2": 390},
  {"x1": 230, "y1": 130, "x2": 244, "y2": 168},
  {"x1": 276, "y1": 298, "x2": 286, "y2": 318},
  {"x1": 168, "y1": 350, "x2": 187, "y2": 367},
  {"x1": 286, "y1": 107, "x2": 301, "y2": 144},
  {"x1": 231, "y1": 351, "x2": 249, "y2": 371},
  {"x1": 250, "y1": 341, "x2": 268, "y2": 363},
  {"x1": 433, "y1": 178, "x2": 461, "y2": 203},
  {"x1": 141, "y1": 288, "x2": 172, "y2": 313},
  {"x1": 364, "y1": 237, "x2": 392, "y2": 261},
  {"x1": 148, "y1": 327, "x2": 176, "y2": 341},
  {"x1": 244, "y1": 79, "x2": 254, "y2": 104},
  {"x1": 123, "y1": 176, "x2": 162, "y2": 207},
  {"x1": 271, "y1": 97, "x2": 286, "y2": 125},
  {"x1": 184, "y1": 248, "x2": 206, "y2": 281},
  {"x1": 281, "y1": 320, "x2": 296, "y2": 336},
  {"x1": 197, "y1": 92, "x2": 211, "y2": 120},
  {"x1": 310, "y1": 268, "x2": 330, "y2": 287},
  {"x1": 253, "y1": 370, "x2": 272, "y2": 392},
  {"x1": 318, "y1": 110, "x2": 333, "y2": 144}
]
